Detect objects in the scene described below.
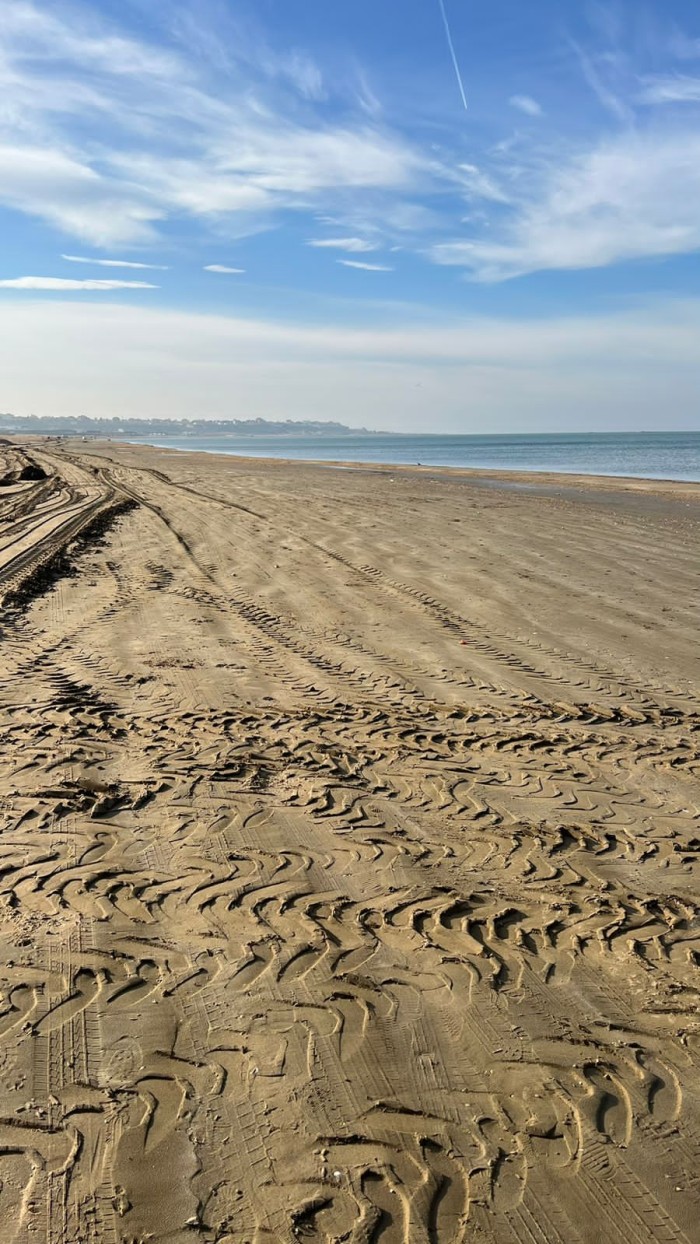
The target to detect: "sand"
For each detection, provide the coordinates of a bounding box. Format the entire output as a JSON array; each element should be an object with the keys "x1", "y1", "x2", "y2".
[{"x1": 1, "y1": 434, "x2": 699, "y2": 1244}]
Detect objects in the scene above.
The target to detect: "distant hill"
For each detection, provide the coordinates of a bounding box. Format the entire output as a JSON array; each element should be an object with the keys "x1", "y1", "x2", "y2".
[{"x1": 0, "y1": 414, "x2": 375, "y2": 437}]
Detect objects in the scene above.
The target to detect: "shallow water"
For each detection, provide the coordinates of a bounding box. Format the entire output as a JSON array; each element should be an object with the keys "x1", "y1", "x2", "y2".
[{"x1": 119, "y1": 430, "x2": 700, "y2": 482}]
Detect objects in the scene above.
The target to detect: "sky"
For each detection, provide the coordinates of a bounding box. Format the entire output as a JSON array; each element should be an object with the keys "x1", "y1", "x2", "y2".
[{"x1": 0, "y1": 0, "x2": 699, "y2": 432}]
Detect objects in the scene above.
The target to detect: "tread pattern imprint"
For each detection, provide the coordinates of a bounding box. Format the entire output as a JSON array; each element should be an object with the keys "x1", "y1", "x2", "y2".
[{"x1": 1, "y1": 438, "x2": 699, "y2": 1244}]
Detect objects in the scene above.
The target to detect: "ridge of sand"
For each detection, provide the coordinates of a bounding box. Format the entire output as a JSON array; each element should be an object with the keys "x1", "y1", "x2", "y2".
[{"x1": 1, "y1": 436, "x2": 699, "y2": 1243}]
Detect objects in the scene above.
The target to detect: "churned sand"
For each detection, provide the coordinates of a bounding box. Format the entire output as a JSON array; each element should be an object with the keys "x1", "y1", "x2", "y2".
[{"x1": 1, "y1": 435, "x2": 699, "y2": 1243}]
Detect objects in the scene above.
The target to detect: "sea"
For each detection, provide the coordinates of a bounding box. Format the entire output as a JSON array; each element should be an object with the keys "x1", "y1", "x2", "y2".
[{"x1": 121, "y1": 430, "x2": 700, "y2": 483}]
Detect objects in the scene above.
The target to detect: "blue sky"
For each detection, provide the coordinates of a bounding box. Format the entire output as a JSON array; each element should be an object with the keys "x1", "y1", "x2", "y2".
[{"x1": 1, "y1": 0, "x2": 699, "y2": 431}]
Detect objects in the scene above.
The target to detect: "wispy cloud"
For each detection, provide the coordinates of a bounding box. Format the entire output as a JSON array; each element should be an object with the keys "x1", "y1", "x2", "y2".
[
  {"x1": 0, "y1": 3, "x2": 183, "y2": 82},
  {"x1": 62, "y1": 254, "x2": 169, "y2": 269},
  {"x1": 0, "y1": 145, "x2": 163, "y2": 247},
  {"x1": 355, "y1": 68, "x2": 382, "y2": 118},
  {"x1": 456, "y1": 164, "x2": 510, "y2": 204},
  {"x1": 569, "y1": 38, "x2": 633, "y2": 123},
  {"x1": 0, "y1": 277, "x2": 157, "y2": 290},
  {"x1": 638, "y1": 75, "x2": 700, "y2": 104},
  {"x1": 281, "y1": 51, "x2": 326, "y2": 102},
  {"x1": 0, "y1": 2, "x2": 428, "y2": 248},
  {"x1": 307, "y1": 237, "x2": 378, "y2": 252},
  {"x1": 204, "y1": 264, "x2": 245, "y2": 273},
  {"x1": 509, "y1": 95, "x2": 543, "y2": 117},
  {"x1": 431, "y1": 127, "x2": 700, "y2": 281},
  {"x1": 168, "y1": 5, "x2": 326, "y2": 100},
  {"x1": 668, "y1": 29, "x2": 700, "y2": 61},
  {"x1": 338, "y1": 260, "x2": 393, "y2": 272}
]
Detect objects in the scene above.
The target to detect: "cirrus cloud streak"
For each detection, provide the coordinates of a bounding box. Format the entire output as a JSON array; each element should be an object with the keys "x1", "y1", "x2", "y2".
[
  {"x1": 62, "y1": 254, "x2": 169, "y2": 269},
  {"x1": 338, "y1": 259, "x2": 392, "y2": 271},
  {"x1": 0, "y1": 277, "x2": 157, "y2": 290},
  {"x1": 307, "y1": 237, "x2": 378, "y2": 252}
]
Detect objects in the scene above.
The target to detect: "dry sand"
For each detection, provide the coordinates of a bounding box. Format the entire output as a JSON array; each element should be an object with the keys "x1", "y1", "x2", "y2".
[{"x1": 1, "y1": 435, "x2": 699, "y2": 1244}]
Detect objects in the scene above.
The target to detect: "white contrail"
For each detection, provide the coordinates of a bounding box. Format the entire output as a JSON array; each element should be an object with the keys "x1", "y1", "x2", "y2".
[{"x1": 437, "y1": 0, "x2": 468, "y2": 111}]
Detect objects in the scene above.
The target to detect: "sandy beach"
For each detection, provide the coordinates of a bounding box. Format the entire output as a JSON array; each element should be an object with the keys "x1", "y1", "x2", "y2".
[{"x1": 1, "y1": 434, "x2": 699, "y2": 1244}]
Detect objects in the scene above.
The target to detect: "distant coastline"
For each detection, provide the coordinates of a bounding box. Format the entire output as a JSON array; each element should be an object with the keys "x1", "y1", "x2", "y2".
[{"x1": 0, "y1": 413, "x2": 376, "y2": 438}]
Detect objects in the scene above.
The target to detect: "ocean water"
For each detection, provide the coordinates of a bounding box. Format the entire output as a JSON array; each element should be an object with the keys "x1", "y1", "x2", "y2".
[{"x1": 122, "y1": 430, "x2": 700, "y2": 482}]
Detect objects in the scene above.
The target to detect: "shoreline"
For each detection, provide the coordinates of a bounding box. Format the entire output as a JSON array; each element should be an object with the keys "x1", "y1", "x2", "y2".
[
  {"x1": 9, "y1": 431, "x2": 700, "y2": 494},
  {"x1": 106, "y1": 437, "x2": 700, "y2": 490}
]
